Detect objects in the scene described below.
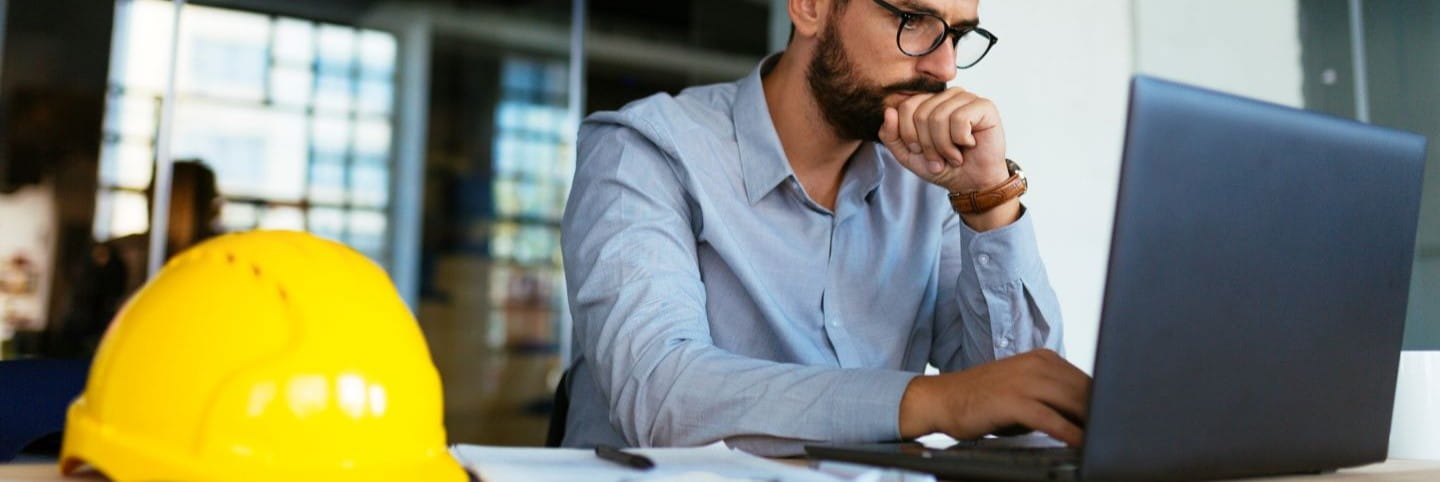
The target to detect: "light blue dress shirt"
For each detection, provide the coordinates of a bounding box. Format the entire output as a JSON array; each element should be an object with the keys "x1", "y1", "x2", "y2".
[{"x1": 559, "y1": 55, "x2": 1064, "y2": 456}]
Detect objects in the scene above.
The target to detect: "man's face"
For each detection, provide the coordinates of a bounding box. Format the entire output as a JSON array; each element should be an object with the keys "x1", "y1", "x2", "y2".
[{"x1": 806, "y1": 0, "x2": 980, "y2": 142}]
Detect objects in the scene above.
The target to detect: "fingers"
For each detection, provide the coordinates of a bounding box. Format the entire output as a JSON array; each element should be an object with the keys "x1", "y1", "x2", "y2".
[
  {"x1": 1048, "y1": 359, "x2": 1093, "y2": 408},
  {"x1": 914, "y1": 90, "x2": 974, "y2": 168},
  {"x1": 949, "y1": 97, "x2": 999, "y2": 149},
  {"x1": 1028, "y1": 350, "x2": 1093, "y2": 416},
  {"x1": 879, "y1": 107, "x2": 925, "y2": 174},
  {"x1": 1022, "y1": 376, "x2": 1089, "y2": 426},
  {"x1": 930, "y1": 86, "x2": 969, "y2": 168},
  {"x1": 911, "y1": 94, "x2": 948, "y2": 168},
  {"x1": 1015, "y1": 401, "x2": 1086, "y2": 447},
  {"x1": 976, "y1": 350, "x2": 1090, "y2": 435},
  {"x1": 927, "y1": 94, "x2": 975, "y2": 166},
  {"x1": 895, "y1": 95, "x2": 942, "y2": 174},
  {"x1": 888, "y1": 88, "x2": 1004, "y2": 181},
  {"x1": 879, "y1": 107, "x2": 901, "y2": 146},
  {"x1": 898, "y1": 89, "x2": 996, "y2": 173},
  {"x1": 924, "y1": 351, "x2": 1089, "y2": 447}
]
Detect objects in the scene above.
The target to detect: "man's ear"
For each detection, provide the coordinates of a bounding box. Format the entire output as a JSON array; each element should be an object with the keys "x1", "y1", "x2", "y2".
[{"x1": 789, "y1": 0, "x2": 829, "y2": 39}]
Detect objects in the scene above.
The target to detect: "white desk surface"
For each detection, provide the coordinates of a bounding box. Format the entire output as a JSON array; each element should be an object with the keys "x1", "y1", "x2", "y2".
[{"x1": 2, "y1": 457, "x2": 1438, "y2": 481}]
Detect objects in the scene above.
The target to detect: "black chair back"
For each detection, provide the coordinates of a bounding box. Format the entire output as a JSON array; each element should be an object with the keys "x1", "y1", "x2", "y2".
[
  {"x1": 544, "y1": 367, "x2": 572, "y2": 447},
  {"x1": 0, "y1": 359, "x2": 89, "y2": 461}
]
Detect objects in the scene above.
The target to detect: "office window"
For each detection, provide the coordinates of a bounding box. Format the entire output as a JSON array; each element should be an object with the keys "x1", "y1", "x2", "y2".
[
  {"x1": 488, "y1": 57, "x2": 573, "y2": 351},
  {"x1": 93, "y1": 0, "x2": 397, "y2": 263}
]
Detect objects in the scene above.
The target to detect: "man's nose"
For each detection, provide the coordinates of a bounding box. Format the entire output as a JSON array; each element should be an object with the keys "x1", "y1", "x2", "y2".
[{"x1": 916, "y1": 37, "x2": 958, "y2": 84}]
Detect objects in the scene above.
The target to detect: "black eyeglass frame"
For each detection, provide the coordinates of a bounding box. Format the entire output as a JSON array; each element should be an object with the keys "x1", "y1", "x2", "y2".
[{"x1": 870, "y1": 0, "x2": 999, "y2": 69}]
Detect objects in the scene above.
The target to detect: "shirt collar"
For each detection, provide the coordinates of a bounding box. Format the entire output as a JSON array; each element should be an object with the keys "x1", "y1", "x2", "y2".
[
  {"x1": 839, "y1": 143, "x2": 887, "y2": 214},
  {"x1": 732, "y1": 53, "x2": 887, "y2": 208},
  {"x1": 734, "y1": 53, "x2": 796, "y2": 205}
]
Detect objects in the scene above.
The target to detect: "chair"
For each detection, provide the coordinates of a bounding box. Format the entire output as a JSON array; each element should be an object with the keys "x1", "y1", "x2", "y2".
[
  {"x1": 0, "y1": 359, "x2": 89, "y2": 462},
  {"x1": 544, "y1": 367, "x2": 572, "y2": 447}
]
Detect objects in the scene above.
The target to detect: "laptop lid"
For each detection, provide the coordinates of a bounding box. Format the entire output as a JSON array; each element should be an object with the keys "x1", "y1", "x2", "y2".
[{"x1": 1081, "y1": 76, "x2": 1428, "y2": 480}]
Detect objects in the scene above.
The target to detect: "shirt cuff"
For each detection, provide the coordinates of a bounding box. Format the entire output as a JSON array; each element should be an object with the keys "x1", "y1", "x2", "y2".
[
  {"x1": 827, "y1": 368, "x2": 920, "y2": 442},
  {"x1": 958, "y1": 206, "x2": 1044, "y2": 288}
]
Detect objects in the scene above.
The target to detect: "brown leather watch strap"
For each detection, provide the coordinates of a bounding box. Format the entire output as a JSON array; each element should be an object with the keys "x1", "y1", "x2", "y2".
[{"x1": 949, "y1": 159, "x2": 1027, "y2": 215}]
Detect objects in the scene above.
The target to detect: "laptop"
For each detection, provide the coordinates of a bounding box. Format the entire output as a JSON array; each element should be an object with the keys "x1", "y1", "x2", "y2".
[{"x1": 805, "y1": 75, "x2": 1429, "y2": 481}]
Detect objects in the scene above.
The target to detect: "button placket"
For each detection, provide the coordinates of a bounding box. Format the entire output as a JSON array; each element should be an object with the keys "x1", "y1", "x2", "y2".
[
  {"x1": 823, "y1": 217, "x2": 837, "y2": 332},
  {"x1": 821, "y1": 214, "x2": 862, "y2": 368}
]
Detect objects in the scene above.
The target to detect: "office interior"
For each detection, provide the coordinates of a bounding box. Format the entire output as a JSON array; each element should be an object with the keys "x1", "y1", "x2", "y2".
[{"x1": 0, "y1": 0, "x2": 1436, "y2": 462}]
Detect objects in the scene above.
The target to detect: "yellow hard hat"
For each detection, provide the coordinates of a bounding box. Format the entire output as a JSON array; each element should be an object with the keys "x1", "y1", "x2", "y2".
[{"x1": 60, "y1": 231, "x2": 465, "y2": 481}]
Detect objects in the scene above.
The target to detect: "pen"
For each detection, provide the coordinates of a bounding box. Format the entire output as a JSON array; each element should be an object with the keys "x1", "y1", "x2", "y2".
[{"x1": 594, "y1": 444, "x2": 655, "y2": 470}]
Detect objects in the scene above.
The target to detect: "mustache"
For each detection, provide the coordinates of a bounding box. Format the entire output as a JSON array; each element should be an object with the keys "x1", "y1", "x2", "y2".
[{"x1": 882, "y1": 77, "x2": 947, "y2": 95}]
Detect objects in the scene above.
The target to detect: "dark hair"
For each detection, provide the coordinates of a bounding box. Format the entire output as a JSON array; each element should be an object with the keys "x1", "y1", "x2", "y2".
[
  {"x1": 146, "y1": 160, "x2": 219, "y2": 209},
  {"x1": 145, "y1": 159, "x2": 222, "y2": 240}
]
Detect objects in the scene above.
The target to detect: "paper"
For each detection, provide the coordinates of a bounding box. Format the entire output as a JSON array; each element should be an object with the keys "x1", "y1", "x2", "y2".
[
  {"x1": 450, "y1": 442, "x2": 844, "y2": 482},
  {"x1": 814, "y1": 460, "x2": 937, "y2": 482}
]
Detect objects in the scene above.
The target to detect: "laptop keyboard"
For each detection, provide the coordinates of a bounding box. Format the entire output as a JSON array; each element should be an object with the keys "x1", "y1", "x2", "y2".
[{"x1": 936, "y1": 446, "x2": 1081, "y2": 466}]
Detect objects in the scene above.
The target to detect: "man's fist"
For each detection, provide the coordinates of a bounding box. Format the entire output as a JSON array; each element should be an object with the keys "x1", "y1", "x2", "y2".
[{"x1": 878, "y1": 87, "x2": 1009, "y2": 194}]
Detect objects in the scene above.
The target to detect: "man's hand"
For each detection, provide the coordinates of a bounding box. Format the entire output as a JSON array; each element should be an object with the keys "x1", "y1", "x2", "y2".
[
  {"x1": 878, "y1": 87, "x2": 1009, "y2": 194},
  {"x1": 898, "y1": 349, "x2": 1092, "y2": 446}
]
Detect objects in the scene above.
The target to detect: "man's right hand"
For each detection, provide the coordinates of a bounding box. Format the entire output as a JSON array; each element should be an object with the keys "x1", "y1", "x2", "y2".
[{"x1": 898, "y1": 349, "x2": 1092, "y2": 446}]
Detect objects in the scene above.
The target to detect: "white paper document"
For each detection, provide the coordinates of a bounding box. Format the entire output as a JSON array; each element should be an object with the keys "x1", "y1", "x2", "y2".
[{"x1": 450, "y1": 441, "x2": 844, "y2": 482}]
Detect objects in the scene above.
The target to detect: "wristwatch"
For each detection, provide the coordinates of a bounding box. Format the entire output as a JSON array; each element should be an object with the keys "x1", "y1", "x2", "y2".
[{"x1": 948, "y1": 159, "x2": 1027, "y2": 215}]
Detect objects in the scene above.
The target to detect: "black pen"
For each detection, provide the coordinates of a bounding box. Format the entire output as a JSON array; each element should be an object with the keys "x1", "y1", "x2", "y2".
[{"x1": 594, "y1": 444, "x2": 655, "y2": 470}]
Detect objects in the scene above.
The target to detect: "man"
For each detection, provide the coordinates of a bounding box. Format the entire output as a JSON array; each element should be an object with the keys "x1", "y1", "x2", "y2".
[{"x1": 560, "y1": 0, "x2": 1090, "y2": 456}]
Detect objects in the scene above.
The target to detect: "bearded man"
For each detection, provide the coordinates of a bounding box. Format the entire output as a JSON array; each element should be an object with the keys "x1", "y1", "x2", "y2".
[{"x1": 558, "y1": 0, "x2": 1091, "y2": 456}]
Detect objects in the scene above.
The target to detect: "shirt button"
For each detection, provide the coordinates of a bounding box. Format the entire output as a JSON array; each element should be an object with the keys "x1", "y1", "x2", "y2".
[
  {"x1": 830, "y1": 319, "x2": 840, "y2": 327},
  {"x1": 977, "y1": 254, "x2": 991, "y2": 266},
  {"x1": 997, "y1": 338, "x2": 1010, "y2": 349}
]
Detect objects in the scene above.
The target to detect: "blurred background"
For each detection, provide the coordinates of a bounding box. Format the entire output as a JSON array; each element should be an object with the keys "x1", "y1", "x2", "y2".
[{"x1": 0, "y1": 0, "x2": 1434, "y2": 450}]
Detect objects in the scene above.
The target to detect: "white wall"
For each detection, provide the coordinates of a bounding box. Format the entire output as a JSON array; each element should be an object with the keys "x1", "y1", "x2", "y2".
[
  {"x1": 963, "y1": 0, "x2": 1134, "y2": 373},
  {"x1": 1132, "y1": 0, "x2": 1304, "y2": 107}
]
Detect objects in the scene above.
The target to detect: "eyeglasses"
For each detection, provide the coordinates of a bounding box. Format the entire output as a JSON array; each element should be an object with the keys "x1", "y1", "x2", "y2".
[{"x1": 870, "y1": 0, "x2": 998, "y2": 69}]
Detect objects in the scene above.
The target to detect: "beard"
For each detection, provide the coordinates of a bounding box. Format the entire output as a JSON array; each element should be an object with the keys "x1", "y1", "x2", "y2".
[{"x1": 806, "y1": 22, "x2": 947, "y2": 142}]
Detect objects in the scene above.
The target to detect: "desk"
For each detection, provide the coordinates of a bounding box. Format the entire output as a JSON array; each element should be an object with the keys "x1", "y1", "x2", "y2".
[
  {"x1": 1252, "y1": 459, "x2": 1440, "y2": 481},
  {"x1": 776, "y1": 458, "x2": 1440, "y2": 481},
  {"x1": 2, "y1": 459, "x2": 1438, "y2": 481},
  {"x1": 0, "y1": 463, "x2": 102, "y2": 481}
]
